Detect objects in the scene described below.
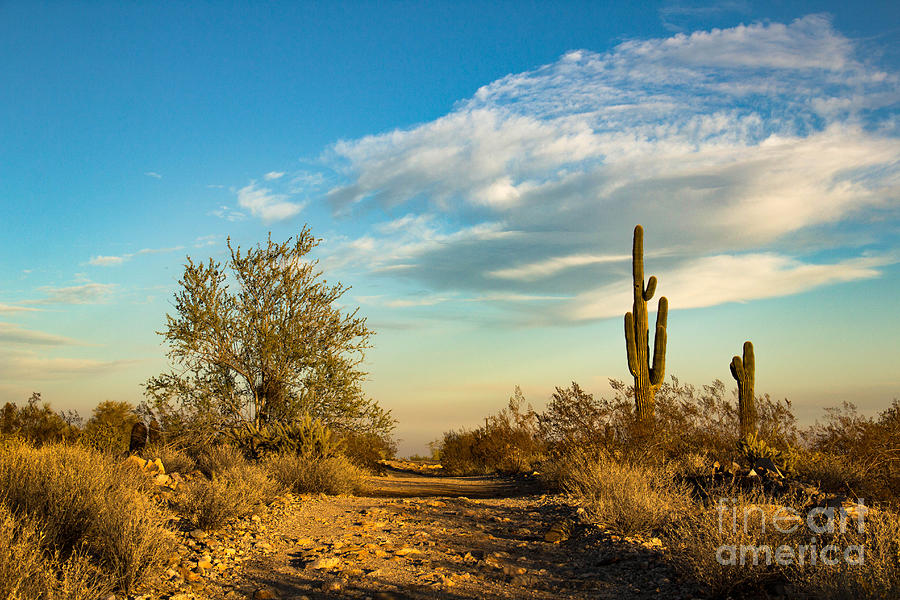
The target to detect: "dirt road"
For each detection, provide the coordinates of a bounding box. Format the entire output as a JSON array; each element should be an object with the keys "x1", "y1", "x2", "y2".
[{"x1": 151, "y1": 466, "x2": 701, "y2": 600}]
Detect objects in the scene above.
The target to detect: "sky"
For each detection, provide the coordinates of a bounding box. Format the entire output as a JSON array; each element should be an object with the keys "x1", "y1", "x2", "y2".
[{"x1": 1, "y1": 1, "x2": 898, "y2": 455}]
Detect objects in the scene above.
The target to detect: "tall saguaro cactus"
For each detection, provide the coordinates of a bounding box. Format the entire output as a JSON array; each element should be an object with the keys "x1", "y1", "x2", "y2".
[
  {"x1": 730, "y1": 341, "x2": 757, "y2": 439},
  {"x1": 624, "y1": 225, "x2": 668, "y2": 426}
]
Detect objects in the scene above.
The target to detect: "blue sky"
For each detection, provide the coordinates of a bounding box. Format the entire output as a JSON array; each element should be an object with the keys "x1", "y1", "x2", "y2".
[{"x1": 1, "y1": 2, "x2": 898, "y2": 454}]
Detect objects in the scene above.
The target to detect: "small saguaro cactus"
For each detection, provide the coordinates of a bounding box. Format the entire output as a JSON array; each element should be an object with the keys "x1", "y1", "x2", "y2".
[
  {"x1": 624, "y1": 225, "x2": 668, "y2": 426},
  {"x1": 730, "y1": 341, "x2": 757, "y2": 439}
]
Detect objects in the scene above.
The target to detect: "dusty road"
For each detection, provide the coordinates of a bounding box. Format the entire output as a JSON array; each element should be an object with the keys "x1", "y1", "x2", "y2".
[{"x1": 151, "y1": 465, "x2": 701, "y2": 600}]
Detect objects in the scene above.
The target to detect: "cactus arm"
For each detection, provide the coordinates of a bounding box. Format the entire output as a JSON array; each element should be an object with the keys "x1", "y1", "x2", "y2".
[
  {"x1": 649, "y1": 297, "x2": 667, "y2": 386},
  {"x1": 643, "y1": 276, "x2": 657, "y2": 301},
  {"x1": 625, "y1": 312, "x2": 639, "y2": 376},
  {"x1": 730, "y1": 356, "x2": 744, "y2": 381}
]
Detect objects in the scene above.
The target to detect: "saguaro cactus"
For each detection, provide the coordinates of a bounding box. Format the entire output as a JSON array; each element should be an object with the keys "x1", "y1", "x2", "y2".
[
  {"x1": 624, "y1": 225, "x2": 668, "y2": 425},
  {"x1": 730, "y1": 341, "x2": 757, "y2": 439}
]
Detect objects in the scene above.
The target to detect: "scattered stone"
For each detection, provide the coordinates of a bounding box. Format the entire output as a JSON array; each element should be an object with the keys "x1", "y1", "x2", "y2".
[
  {"x1": 310, "y1": 557, "x2": 341, "y2": 570},
  {"x1": 251, "y1": 587, "x2": 279, "y2": 599},
  {"x1": 543, "y1": 520, "x2": 570, "y2": 543}
]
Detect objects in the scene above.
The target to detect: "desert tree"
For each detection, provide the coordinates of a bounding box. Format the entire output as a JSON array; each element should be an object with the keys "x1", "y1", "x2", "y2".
[{"x1": 145, "y1": 226, "x2": 393, "y2": 438}]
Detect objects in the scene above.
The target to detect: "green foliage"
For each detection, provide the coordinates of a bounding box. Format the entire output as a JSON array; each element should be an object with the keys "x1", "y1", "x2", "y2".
[
  {"x1": 338, "y1": 428, "x2": 397, "y2": 469},
  {"x1": 144, "y1": 226, "x2": 394, "y2": 443},
  {"x1": 624, "y1": 225, "x2": 668, "y2": 425},
  {"x1": 738, "y1": 431, "x2": 797, "y2": 476},
  {"x1": 263, "y1": 452, "x2": 366, "y2": 495},
  {"x1": 80, "y1": 400, "x2": 140, "y2": 454},
  {"x1": 225, "y1": 414, "x2": 342, "y2": 460}
]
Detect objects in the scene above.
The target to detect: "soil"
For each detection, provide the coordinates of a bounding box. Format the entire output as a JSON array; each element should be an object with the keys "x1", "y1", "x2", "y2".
[{"x1": 141, "y1": 462, "x2": 704, "y2": 600}]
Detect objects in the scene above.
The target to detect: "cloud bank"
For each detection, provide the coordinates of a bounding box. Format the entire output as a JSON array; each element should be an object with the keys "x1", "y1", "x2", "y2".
[{"x1": 311, "y1": 15, "x2": 898, "y2": 322}]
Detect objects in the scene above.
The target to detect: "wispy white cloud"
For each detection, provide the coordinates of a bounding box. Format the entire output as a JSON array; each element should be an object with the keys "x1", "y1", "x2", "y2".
[
  {"x1": 0, "y1": 323, "x2": 78, "y2": 346},
  {"x1": 0, "y1": 349, "x2": 135, "y2": 379},
  {"x1": 237, "y1": 182, "x2": 305, "y2": 222},
  {"x1": 193, "y1": 234, "x2": 219, "y2": 248},
  {"x1": 87, "y1": 245, "x2": 184, "y2": 267},
  {"x1": 316, "y1": 15, "x2": 898, "y2": 320},
  {"x1": 88, "y1": 255, "x2": 126, "y2": 266},
  {"x1": 0, "y1": 303, "x2": 40, "y2": 314},
  {"x1": 27, "y1": 283, "x2": 117, "y2": 305},
  {"x1": 210, "y1": 205, "x2": 246, "y2": 221},
  {"x1": 144, "y1": 171, "x2": 162, "y2": 179},
  {"x1": 489, "y1": 253, "x2": 632, "y2": 281},
  {"x1": 567, "y1": 253, "x2": 889, "y2": 321},
  {"x1": 264, "y1": 171, "x2": 285, "y2": 180}
]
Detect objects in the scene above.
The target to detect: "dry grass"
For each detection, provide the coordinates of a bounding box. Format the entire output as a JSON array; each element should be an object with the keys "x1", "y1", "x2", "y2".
[
  {"x1": 799, "y1": 506, "x2": 900, "y2": 599},
  {"x1": 559, "y1": 450, "x2": 691, "y2": 536},
  {"x1": 0, "y1": 504, "x2": 109, "y2": 600},
  {"x1": 174, "y1": 454, "x2": 282, "y2": 530},
  {"x1": 193, "y1": 443, "x2": 247, "y2": 477},
  {"x1": 263, "y1": 452, "x2": 367, "y2": 495},
  {"x1": 149, "y1": 443, "x2": 197, "y2": 474},
  {"x1": 0, "y1": 439, "x2": 173, "y2": 593}
]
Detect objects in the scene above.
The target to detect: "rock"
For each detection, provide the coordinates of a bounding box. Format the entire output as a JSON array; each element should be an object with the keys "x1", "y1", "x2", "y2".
[
  {"x1": 503, "y1": 563, "x2": 527, "y2": 576},
  {"x1": 321, "y1": 580, "x2": 343, "y2": 592},
  {"x1": 753, "y1": 457, "x2": 783, "y2": 478},
  {"x1": 190, "y1": 529, "x2": 208, "y2": 540},
  {"x1": 251, "y1": 588, "x2": 279, "y2": 599},
  {"x1": 124, "y1": 455, "x2": 147, "y2": 470},
  {"x1": 153, "y1": 473, "x2": 174, "y2": 487},
  {"x1": 254, "y1": 541, "x2": 272, "y2": 551},
  {"x1": 393, "y1": 547, "x2": 419, "y2": 556},
  {"x1": 543, "y1": 520, "x2": 570, "y2": 543},
  {"x1": 310, "y1": 557, "x2": 341, "y2": 570}
]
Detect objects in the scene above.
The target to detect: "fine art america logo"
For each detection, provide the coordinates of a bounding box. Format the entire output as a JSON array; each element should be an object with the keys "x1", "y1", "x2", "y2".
[{"x1": 716, "y1": 498, "x2": 867, "y2": 566}]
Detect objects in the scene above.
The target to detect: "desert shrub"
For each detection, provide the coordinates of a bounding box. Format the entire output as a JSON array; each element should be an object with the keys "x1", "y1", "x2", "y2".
[
  {"x1": 0, "y1": 440, "x2": 173, "y2": 593},
  {"x1": 739, "y1": 432, "x2": 798, "y2": 475},
  {"x1": 0, "y1": 393, "x2": 80, "y2": 446},
  {"x1": 149, "y1": 443, "x2": 197, "y2": 474},
  {"x1": 798, "y1": 506, "x2": 900, "y2": 599},
  {"x1": 540, "y1": 382, "x2": 619, "y2": 453},
  {"x1": 802, "y1": 400, "x2": 900, "y2": 503},
  {"x1": 669, "y1": 490, "x2": 900, "y2": 599},
  {"x1": 194, "y1": 443, "x2": 248, "y2": 477},
  {"x1": 79, "y1": 401, "x2": 140, "y2": 455},
  {"x1": 174, "y1": 459, "x2": 282, "y2": 530},
  {"x1": 339, "y1": 428, "x2": 397, "y2": 469},
  {"x1": 0, "y1": 504, "x2": 108, "y2": 600},
  {"x1": 537, "y1": 378, "x2": 799, "y2": 466},
  {"x1": 559, "y1": 449, "x2": 690, "y2": 535},
  {"x1": 669, "y1": 489, "x2": 805, "y2": 596},
  {"x1": 263, "y1": 452, "x2": 366, "y2": 495},
  {"x1": 438, "y1": 387, "x2": 545, "y2": 476},
  {"x1": 225, "y1": 415, "x2": 343, "y2": 459}
]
